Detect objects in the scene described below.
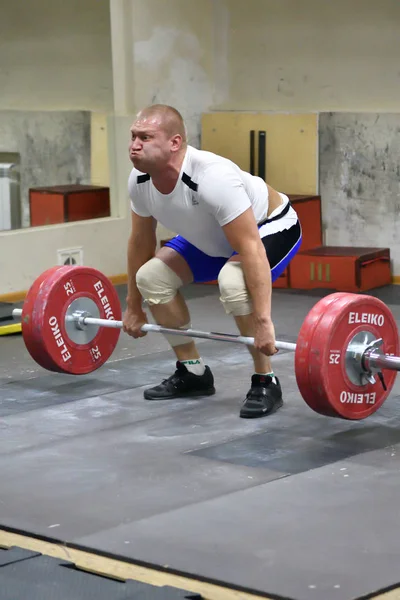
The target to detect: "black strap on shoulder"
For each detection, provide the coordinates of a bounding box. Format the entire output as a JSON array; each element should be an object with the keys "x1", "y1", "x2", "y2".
[
  {"x1": 182, "y1": 172, "x2": 198, "y2": 192},
  {"x1": 258, "y1": 201, "x2": 291, "y2": 226},
  {"x1": 137, "y1": 174, "x2": 150, "y2": 184}
]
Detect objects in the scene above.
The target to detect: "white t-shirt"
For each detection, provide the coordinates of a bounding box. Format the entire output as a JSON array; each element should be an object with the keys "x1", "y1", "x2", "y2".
[{"x1": 128, "y1": 145, "x2": 270, "y2": 257}]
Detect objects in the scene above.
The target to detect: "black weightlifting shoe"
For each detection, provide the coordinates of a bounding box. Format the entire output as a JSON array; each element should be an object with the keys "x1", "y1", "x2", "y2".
[
  {"x1": 240, "y1": 374, "x2": 283, "y2": 418},
  {"x1": 143, "y1": 361, "x2": 216, "y2": 400}
]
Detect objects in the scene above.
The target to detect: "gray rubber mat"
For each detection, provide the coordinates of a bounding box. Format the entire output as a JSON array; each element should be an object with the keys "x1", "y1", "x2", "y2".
[
  {"x1": 76, "y1": 444, "x2": 400, "y2": 600},
  {"x1": 190, "y1": 418, "x2": 400, "y2": 473},
  {"x1": 0, "y1": 546, "x2": 41, "y2": 567},
  {"x1": 0, "y1": 547, "x2": 201, "y2": 600},
  {"x1": 3, "y1": 284, "x2": 400, "y2": 600}
]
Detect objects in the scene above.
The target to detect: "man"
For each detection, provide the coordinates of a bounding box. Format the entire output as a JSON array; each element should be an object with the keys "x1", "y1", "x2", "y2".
[{"x1": 122, "y1": 104, "x2": 302, "y2": 418}]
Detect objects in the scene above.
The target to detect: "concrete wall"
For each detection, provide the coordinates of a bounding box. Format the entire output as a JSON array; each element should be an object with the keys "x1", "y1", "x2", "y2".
[
  {"x1": 128, "y1": 0, "x2": 223, "y2": 146},
  {"x1": 107, "y1": 0, "x2": 224, "y2": 247},
  {"x1": 91, "y1": 114, "x2": 110, "y2": 188},
  {"x1": 0, "y1": 111, "x2": 91, "y2": 228},
  {"x1": 319, "y1": 112, "x2": 400, "y2": 266}
]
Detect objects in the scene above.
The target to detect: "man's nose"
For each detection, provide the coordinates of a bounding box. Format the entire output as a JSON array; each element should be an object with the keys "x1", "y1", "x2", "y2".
[{"x1": 130, "y1": 138, "x2": 142, "y2": 151}]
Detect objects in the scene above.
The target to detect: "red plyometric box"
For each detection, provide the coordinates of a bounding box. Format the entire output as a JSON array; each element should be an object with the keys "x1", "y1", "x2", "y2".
[
  {"x1": 272, "y1": 270, "x2": 289, "y2": 289},
  {"x1": 29, "y1": 185, "x2": 110, "y2": 226},
  {"x1": 288, "y1": 194, "x2": 322, "y2": 251},
  {"x1": 290, "y1": 246, "x2": 391, "y2": 292}
]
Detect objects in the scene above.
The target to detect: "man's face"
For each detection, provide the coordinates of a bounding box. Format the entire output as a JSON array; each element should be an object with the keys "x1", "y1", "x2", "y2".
[{"x1": 129, "y1": 115, "x2": 173, "y2": 172}]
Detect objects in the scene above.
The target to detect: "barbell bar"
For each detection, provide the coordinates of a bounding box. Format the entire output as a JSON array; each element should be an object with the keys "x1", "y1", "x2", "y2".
[
  {"x1": 12, "y1": 308, "x2": 297, "y2": 351},
  {"x1": 11, "y1": 308, "x2": 400, "y2": 374},
  {"x1": 11, "y1": 264, "x2": 400, "y2": 421}
]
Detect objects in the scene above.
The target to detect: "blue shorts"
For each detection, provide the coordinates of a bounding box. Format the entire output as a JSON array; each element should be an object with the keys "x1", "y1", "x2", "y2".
[{"x1": 164, "y1": 207, "x2": 302, "y2": 283}]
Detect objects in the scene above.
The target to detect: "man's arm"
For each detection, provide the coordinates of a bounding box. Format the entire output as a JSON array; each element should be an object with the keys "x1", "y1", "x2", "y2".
[
  {"x1": 222, "y1": 207, "x2": 272, "y2": 323},
  {"x1": 126, "y1": 211, "x2": 157, "y2": 311}
]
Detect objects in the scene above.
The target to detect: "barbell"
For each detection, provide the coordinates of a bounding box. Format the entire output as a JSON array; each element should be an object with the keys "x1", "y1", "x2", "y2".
[{"x1": 12, "y1": 265, "x2": 400, "y2": 421}]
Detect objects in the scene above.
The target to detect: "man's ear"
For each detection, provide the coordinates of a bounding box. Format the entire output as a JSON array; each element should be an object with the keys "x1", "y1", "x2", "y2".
[{"x1": 170, "y1": 134, "x2": 183, "y2": 152}]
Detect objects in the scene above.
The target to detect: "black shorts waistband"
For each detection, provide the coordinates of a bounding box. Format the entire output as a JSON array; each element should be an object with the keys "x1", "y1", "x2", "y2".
[{"x1": 258, "y1": 200, "x2": 292, "y2": 226}]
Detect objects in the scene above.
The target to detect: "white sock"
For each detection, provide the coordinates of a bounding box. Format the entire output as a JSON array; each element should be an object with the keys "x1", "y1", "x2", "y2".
[
  {"x1": 181, "y1": 358, "x2": 206, "y2": 376},
  {"x1": 255, "y1": 371, "x2": 277, "y2": 384}
]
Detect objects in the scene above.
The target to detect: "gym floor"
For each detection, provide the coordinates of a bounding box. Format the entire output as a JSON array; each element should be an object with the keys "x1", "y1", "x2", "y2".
[{"x1": 2, "y1": 283, "x2": 400, "y2": 600}]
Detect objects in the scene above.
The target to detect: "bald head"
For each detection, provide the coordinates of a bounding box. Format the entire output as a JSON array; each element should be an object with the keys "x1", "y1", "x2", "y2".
[
  {"x1": 129, "y1": 104, "x2": 188, "y2": 174},
  {"x1": 135, "y1": 104, "x2": 187, "y2": 145}
]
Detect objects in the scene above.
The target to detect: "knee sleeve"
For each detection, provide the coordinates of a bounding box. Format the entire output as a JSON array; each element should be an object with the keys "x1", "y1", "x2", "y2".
[
  {"x1": 136, "y1": 257, "x2": 183, "y2": 305},
  {"x1": 136, "y1": 257, "x2": 193, "y2": 347},
  {"x1": 218, "y1": 261, "x2": 253, "y2": 316}
]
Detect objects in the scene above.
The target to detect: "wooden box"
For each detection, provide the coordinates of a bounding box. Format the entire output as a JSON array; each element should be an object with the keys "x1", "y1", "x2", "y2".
[
  {"x1": 29, "y1": 184, "x2": 110, "y2": 226},
  {"x1": 289, "y1": 246, "x2": 391, "y2": 292}
]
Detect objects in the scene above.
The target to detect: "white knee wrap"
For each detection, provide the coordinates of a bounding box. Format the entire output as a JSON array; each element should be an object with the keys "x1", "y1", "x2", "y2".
[
  {"x1": 136, "y1": 257, "x2": 193, "y2": 347},
  {"x1": 218, "y1": 261, "x2": 253, "y2": 316},
  {"x1": 136, "y1": 257, "x2": 183, "y2": 305}
]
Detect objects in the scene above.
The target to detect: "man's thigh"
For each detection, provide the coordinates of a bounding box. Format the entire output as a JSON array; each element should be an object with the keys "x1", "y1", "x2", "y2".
[{"x1": 158, "y1": 236, "x2": 228, "y2": 284}]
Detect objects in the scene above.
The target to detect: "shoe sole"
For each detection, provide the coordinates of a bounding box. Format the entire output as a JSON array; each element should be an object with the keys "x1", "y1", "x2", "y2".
[
  {"x1": 144, "y1": 387, "x2": 216, "y2": 401},
  {"x1": 240, "y1": 398, "x2": 283, "y2": 419}
]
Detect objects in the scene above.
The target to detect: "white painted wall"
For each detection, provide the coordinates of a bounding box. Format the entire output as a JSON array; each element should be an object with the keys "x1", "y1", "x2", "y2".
[
  {"x1": 222, "y1": 0, "x2": 400, "y2": 112},
  {"x1": 0, "y1": 0, "x2": 113, "y2": 111}
]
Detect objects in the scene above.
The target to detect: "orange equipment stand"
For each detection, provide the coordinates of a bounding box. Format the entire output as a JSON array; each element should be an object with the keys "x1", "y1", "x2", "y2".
[
  {"x1": 289, "y1": 246, "x2": 391, "y2": 292},
  {"x1": 29, "y1": 185, "x2": 110, "y2": 226}
]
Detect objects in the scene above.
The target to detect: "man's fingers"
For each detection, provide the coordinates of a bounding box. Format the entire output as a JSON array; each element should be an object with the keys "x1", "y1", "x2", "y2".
[{"x1": 255, "y1": 343, "x2": 279, "y2": 356}]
